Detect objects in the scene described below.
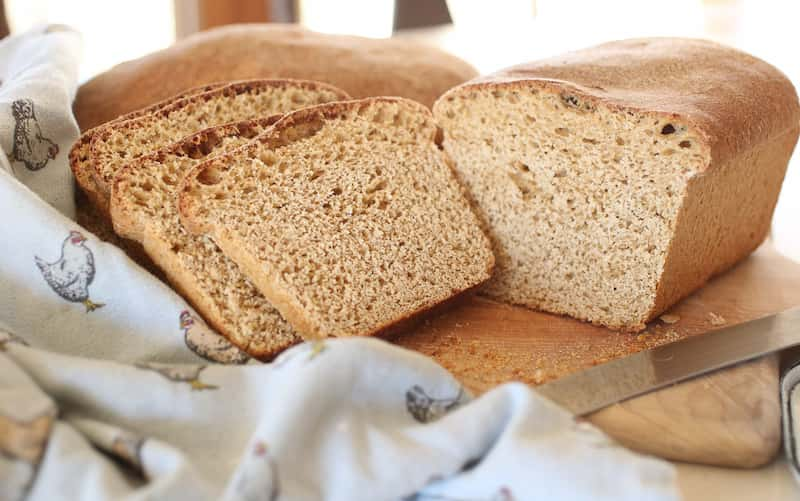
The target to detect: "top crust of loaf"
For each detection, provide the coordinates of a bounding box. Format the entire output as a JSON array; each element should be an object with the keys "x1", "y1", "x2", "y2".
[
  {"x1": 74, "y1": 23, "x2": 478, "y2": 130},
  {"x1": 436, "y1": 38, "x2": 800, "y2": 167}
]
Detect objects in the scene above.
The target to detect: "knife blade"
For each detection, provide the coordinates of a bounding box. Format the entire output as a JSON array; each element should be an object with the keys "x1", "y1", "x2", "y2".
[{"x1": 535, "y1": 307, "x2": 800, "y2": 415}]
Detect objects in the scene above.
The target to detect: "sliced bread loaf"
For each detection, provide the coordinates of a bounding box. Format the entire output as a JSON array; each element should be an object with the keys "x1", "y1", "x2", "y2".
[
  {"x1": 111, "y1": 117, "x2": 301, "y2": 359},
  {"x1": 433, "y1": 38, "x2": 800, "y2": 331},
  {"x1": 88, "y1": 79, "x2": 350, "y2": 211},
  {"x1": 178, "y1": 98, "x2": 495, "y2": 340}
]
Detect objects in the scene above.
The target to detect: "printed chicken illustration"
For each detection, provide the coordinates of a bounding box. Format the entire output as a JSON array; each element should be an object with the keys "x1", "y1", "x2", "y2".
[
  {"x1": 135, "y1": 361, "x2": 217, "y2": 391},
  {"x1": 35, "y1": 231, "x2": 104, "y2": 312},
  {"x1": 405, "y1": 385, "x2": 464, "y2": 423},
  {"x1": 180, "y1": 310, "x2": 250, "y2": 364},
  {"x1": 11, "y1": 99, "x2": 59, "y2": 171}
]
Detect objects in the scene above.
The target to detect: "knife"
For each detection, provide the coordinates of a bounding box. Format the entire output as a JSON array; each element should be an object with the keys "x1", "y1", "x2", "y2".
[{"x1": 535, "y1": 307, "x2": 800, "y2": 415}]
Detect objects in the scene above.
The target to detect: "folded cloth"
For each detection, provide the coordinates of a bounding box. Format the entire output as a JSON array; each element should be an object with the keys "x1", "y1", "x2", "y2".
[
  {"x1": 1, "y1": 337, "x2": 678, "y2": 501},
  {"x1": 0, "y1": 25, "x2": 82, "y2": 217},
  {"x1": 0, "y1": 26, "x2": 680, "y2": 500}
]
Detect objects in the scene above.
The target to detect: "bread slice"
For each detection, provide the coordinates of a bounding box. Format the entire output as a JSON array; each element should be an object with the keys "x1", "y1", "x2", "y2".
[
  {"x1": 70, "y1": 82, "x2": 226, "y2": 213},
  {"x1": 88, "y1": 79, "x2": 350, "y2": 211},
  {"x1": 178, "y1": 98, "x2": 495, "y2": 340},
  {"x1": 111, "y1": 117, "x2": 302, "y2": 359},
  {"x1": 433, "y1": 38, "x2": 800, "y2": 331}
]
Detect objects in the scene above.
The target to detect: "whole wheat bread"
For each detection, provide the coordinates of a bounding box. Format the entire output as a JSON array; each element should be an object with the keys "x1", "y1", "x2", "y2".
[
  {"x1": 88, "y1": 79, "x2": 350, "y2": 211},
  {"x1": 433, "y1": 38, "x2": 800, "y2": 331},
  {"x1": 111, "y1": 117, "x2": 302, "y2": 359},
  {"x1": 178, "y1": 98, "x2": 495, "y2": 339}
]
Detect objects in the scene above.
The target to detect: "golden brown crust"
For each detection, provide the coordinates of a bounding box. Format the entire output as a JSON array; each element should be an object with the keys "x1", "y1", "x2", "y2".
[
  {"x1": 73, "y1": 23, "x2": 478, "y2": 130},
  {"x1": 439, "y1": 38, "x2": 800, "y2": 168},
  {"x1": 647, "y1": 124, "x2": 800, "y2": 322}
]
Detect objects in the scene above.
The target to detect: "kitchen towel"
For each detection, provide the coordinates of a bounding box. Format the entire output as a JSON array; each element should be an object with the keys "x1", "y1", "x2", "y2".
[
  {"x1": 782, "y1": 359, "x2": 800, "y2": 484},
  {"x1": 0, "y1": 26, "x2": 679, "y2": 500}
]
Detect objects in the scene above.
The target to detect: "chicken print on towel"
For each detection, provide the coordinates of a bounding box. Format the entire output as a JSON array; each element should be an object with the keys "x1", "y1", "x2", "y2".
[
  {"x1": 180, "y1": 310, "x2": 250, "y2": 365},
  {"x1": 135, "y1": 362, "x2": 217, "y2": 391},
  {"x1": 11, "y1": 99, "x2": 59, "y2": 172},
  {"x1": 35, "y1": 230, "x2": 105, "y2": 312},
  {"x1": 406, "y1": 385, "x2": 464, "y2": 423}
]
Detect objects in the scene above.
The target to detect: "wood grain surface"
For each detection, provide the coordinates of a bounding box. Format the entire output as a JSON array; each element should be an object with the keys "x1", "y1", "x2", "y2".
[{"x1": 394, "y1": 244, "x2": 798, "y2": 467}]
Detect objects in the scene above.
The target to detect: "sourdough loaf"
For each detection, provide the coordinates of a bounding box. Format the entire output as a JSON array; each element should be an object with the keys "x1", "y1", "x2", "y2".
[
  {"x1": 111, "y1": 118, "x2": 301, "y2": 359},
  {"x1": 87, "y1": 79, "x2": 349, "y2": 211},
  {"x1": 178, "y1": 98, "x2": 495, "y2": 340},
  {"x1": 73, "y1": 23, "x2": 478, "y2": 130},
  {"x1": 433, "y1": 38, "x2": 800, "y2": 331}
]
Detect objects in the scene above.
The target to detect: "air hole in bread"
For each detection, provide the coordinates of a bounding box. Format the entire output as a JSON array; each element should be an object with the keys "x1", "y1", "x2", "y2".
[
  {"x1": 512, "y1": 161, "x2": 530, "y2": 172},
  {"x1": 366, "y1": 179, "x2": 387, "y2": 194},
  {"x1": 197, "y1": 166, "x2": 224, "y2": 186}
]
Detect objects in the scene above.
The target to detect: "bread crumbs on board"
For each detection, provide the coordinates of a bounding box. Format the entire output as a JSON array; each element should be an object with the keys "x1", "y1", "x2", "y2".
[
  {"x1": 708, "y1": 312, "x2": 726, "y2": 326},
  {"x1": 659, "y1": 313, "x2": 680, "y2": 324}
]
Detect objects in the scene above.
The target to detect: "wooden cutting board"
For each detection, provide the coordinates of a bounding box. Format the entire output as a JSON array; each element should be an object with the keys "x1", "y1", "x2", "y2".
[{"x1": 393, "y1": 244, "x2": 798, "y2": 468}]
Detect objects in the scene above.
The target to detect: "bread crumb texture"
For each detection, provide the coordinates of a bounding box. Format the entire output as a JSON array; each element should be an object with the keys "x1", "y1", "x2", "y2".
[
  {"x1": 113, "y1": 120, "x2": 306, "y2": 359},
  {"x1": 180, "y1": 98, "x2": 494, "y2": 339},
  {"x1": 436, "y1": 85, "x2": 702, "y2": 330}
]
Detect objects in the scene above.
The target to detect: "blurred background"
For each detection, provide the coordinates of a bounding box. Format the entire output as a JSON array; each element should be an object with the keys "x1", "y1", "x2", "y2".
[{"x1": 3, "y1": 0, "x2": 799, "y2": 260}]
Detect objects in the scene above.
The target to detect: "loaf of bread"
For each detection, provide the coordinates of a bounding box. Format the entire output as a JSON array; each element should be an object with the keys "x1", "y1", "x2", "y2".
[
  {"x1": 80, "y1": 79, "x2": 349, "y2": 212},
  {"x1": 433, "y1": 38, "x2": 800, "y2": 331},
  {"x1": 73, "y1": 23, "x2": 478, "y2": 130},
  {"x1": 111, "y1": 118, "x2": 301, "y2": 359},
  {"x1": 178, "y1": 98, "x2": 495, "y2": 339}
]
